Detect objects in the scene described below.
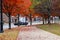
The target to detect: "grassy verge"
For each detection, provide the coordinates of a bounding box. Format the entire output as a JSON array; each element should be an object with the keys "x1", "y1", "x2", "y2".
[
  {"x1": 0, "y1": 27, "x2": 20, "y2": 40},
  {"x1": 37, "y1": 24, "x2": 60, "y2": 35}
]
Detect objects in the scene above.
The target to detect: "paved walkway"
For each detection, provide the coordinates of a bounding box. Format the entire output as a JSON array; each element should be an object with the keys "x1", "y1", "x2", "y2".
[{"x1": 17, "y1": 26, "x2": 60, "y2": 40}]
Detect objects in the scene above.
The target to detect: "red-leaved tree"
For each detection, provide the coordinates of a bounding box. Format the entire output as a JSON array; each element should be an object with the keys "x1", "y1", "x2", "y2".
[
  {"x1": 2, "y1": 0, "x2": 17, "y2": 29},
  {"x1": 2, "y1": 0, "x2": 32, "y2": 28}
]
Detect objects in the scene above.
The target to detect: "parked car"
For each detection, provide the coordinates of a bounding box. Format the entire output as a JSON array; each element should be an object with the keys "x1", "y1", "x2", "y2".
[{"x1": 14, "y1": 21, "x2": 28, "y2": 25}]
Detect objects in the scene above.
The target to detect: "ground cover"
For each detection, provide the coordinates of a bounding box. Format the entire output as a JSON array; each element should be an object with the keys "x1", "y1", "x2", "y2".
[
  {"x1": 37, "y1": 24, "x2": 60, "y2": 35},
  {"x1": 0, "y1": 27, "x2": 20, "y2": 40}
]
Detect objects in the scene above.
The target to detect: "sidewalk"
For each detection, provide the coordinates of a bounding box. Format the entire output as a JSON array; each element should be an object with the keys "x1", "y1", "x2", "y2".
[{"x1": 17, "y1": 27, "x2": 60, "y2": 40}]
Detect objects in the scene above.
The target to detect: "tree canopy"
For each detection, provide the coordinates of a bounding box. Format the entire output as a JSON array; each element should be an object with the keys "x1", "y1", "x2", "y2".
[{"x1": 2, "y1": 0, "x2": 32, "y2": 16}]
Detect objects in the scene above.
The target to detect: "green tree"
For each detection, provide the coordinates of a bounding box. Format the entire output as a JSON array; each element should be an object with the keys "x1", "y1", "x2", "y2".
[{"x1": 34, "y1": 0, "x2": 52, "y2": 24}]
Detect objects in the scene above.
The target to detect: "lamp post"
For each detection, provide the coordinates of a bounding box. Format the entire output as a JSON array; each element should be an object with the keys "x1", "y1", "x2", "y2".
[{"x1": 0, "y1": 0, "x2": 4, "y2": 33}]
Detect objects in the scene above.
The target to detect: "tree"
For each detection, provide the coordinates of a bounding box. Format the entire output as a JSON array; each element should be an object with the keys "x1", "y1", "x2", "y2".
[
  {"x1": 3, "y1": 0, "x2": 32, "y2": 27},
  {"x1": 2, "y1": 0, "x2": 16, "y2": 29},
  {"x1": 15, "y1": 0, "x2": 32, "y2": 26},
  {"x1": 34, "y1": 0, "x2": 52, "y2": 24}
]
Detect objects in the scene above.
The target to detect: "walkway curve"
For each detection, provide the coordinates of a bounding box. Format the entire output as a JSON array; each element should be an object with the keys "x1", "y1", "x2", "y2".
[{"x1": 17, "y1": 26, "x2": 60, "y2": 40}]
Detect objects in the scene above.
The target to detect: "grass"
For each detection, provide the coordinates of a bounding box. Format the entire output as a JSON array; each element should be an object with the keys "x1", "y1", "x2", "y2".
[
  {"x1": 37, "y1": 24, "x2": 60, "y2": 35},
  {"x1": 0, "y1": 27, "x2": 20, "y2": 40}
]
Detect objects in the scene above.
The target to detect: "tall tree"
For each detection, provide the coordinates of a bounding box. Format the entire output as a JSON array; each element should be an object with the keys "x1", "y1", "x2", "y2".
[
  {"x1": 15, "y1": 0, "x2": 32, "y2": 26},
  {"x1": 2, "y1": 0, "x2": 16, "y2": 29},
  {"x1": 2, "y1": 0, "x2": 32, "y2": 27},
  {"x1": 34, "y1": 0, "x2": 52, "y2": 24}
]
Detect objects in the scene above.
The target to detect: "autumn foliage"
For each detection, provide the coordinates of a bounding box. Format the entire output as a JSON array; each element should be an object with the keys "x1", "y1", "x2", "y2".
[{"x1": 2, "y1": 0, "x2": 32, "y2": 16}]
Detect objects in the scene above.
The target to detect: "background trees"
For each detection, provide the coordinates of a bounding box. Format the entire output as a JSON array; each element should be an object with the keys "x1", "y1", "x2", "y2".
[
  {"x1": 51, "y1": 0, "x2": 60, "y2": 17},
  {"x1": 2, "y1": 0, "x2": 60, "y2": 27},
  {"x1": 33, "y1": 0, "x2": 60, "y2": 24},
  {"x1": 34, "y1": 0, "x2": 52, "y2": 24}
]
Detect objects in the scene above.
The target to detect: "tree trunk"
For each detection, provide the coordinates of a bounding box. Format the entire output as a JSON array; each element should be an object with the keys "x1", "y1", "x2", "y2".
[
  {"x1": 43, "y1": 15, "x2": 44, "y2": 24},
  {"x1": 43, "y1": 17, "x2": 44, "y2": 24},
  {"x1": 8, "y1": 13, "x2": 11, "y2": 29},
  {"x1": 18, "y1": 14, "x2": 20, "y2": 26},
  {"x1": 59, "y1": 16, "x2": 60, "y2": 19},
  {"x1": 15, "y1": 19, "x2": 17, "y2": 23},
  {"x1": 48, "y1": 14, "x2": 50, "y2": 24},
  {"x1": 30, "y1": 13, "x2": 32, "y2": 25}
]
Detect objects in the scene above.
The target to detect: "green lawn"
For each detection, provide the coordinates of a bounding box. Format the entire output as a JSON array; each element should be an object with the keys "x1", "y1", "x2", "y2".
[{"x1": 37, "y1": 24, "x2": 60, "y2": 35}]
